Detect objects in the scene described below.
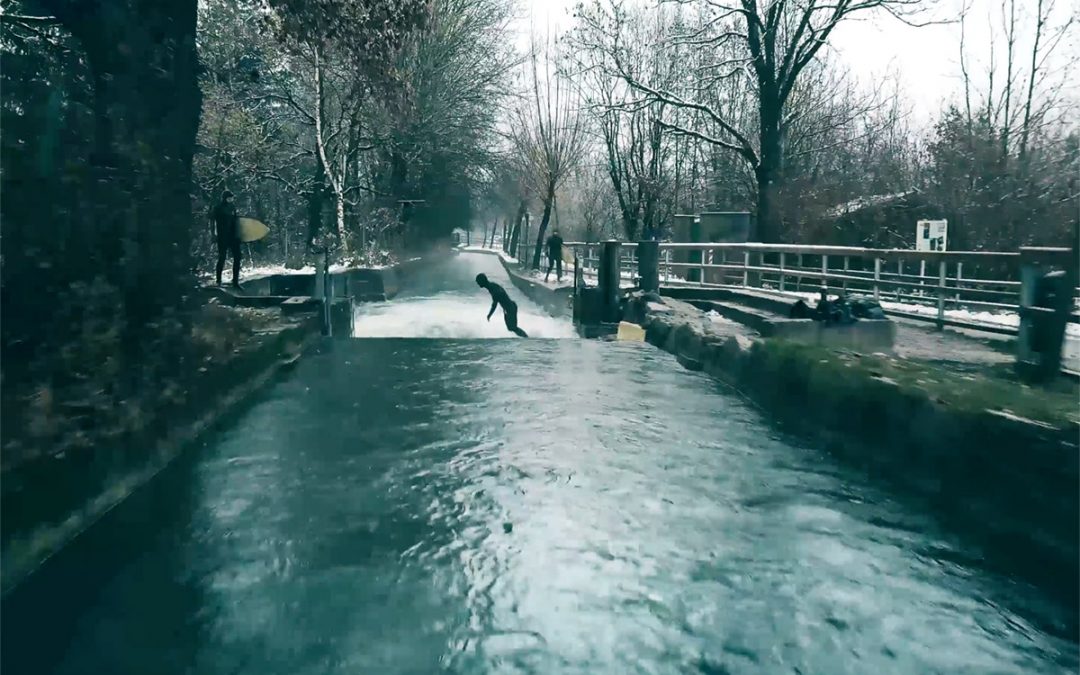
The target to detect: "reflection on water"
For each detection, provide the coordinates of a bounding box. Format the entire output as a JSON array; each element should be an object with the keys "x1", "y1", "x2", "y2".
[{"x1": 4, "y1": 254, "x2": 1076, "y2": 675}]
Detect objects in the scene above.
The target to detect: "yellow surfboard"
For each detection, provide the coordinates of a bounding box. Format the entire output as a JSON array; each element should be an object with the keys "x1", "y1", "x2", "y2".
[
  {"x1": 616, "y1": 321, "x2": 646, "y2": 342},
  {"x1": 238, "y1": 217, "x2": 269, "y2": 243}
]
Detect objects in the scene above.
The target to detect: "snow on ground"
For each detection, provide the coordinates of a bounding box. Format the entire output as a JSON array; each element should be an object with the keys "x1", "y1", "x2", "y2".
[
  {"x1": 459, "y1": 245, "x2": 518, "y2": 264},
  {"x1": 706, "y1": 310, "x2": 735, "y2": 325},
  {"x1": 198, "y1": 262, "x2": 373, "y2": 283}
]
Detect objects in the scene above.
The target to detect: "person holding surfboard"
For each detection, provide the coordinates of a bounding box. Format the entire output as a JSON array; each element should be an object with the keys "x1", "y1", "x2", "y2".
[
  {"x1": 476, "y1": 273, "x2": 528, "y2": 337},
  {"x1": 212, "y1": 189, "x2": 242, "y2": 288}
]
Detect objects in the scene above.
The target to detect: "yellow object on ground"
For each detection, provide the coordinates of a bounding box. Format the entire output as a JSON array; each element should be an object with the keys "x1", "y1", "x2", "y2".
[
  {"x1": 617, "y1": 321, "x2": 646, "y2": 341},
  {"x1": 238, "y1": 217, "x2": 270, "y2": 243}
]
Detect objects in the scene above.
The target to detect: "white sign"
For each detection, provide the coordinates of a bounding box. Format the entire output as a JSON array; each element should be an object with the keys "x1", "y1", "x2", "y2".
[{"x1": 916, "y1": 219, "x2": 948, "y2": 251}]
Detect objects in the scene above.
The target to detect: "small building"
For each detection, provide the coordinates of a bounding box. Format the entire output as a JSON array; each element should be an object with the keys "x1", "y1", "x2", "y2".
[
  {"x1": 451, "y1": 227, "x2": 468, "y2": 246},
  {"x1": 670, "y1": 211, "x2": 751, "y2": 284}
]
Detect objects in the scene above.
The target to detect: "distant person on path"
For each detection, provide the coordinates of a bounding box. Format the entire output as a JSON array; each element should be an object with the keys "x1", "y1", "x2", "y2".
[
  {"x1": 476, "y1": 273, "x2": 529, "y2": 337},
  {"x1": 212, "y1": 189, "x2": 242, "y2": 288},
  {"x1": 544, "y1": 229, "x2": 564, "y2": 283}
]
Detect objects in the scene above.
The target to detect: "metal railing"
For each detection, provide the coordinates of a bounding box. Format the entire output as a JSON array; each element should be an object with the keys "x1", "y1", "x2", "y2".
[{"x1": 563, "y1": 241, "x2": 1079, "y2": 335}]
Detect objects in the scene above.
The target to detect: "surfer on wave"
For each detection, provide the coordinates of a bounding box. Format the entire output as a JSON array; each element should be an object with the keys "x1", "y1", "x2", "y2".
[{"x1": 476, "y1": 273, "x2": 528, "y2": 337}]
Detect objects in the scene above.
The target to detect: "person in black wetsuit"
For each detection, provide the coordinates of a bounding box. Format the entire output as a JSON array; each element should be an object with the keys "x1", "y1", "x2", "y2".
[
  {"x1": 212, "y1": 189, "x2": 242, "y2": 288},
  {"x1": 544, "y1": 229, "x2": 564, "y2": 282},
  {"x1": 476, "y1": 273, "x2": 528, "y2": 337}
]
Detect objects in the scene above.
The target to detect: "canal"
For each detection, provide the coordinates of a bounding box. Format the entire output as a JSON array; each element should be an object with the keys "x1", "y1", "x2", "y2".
[{"x1": 3, "y1": 253, "x2": 1076, "y2": 674}]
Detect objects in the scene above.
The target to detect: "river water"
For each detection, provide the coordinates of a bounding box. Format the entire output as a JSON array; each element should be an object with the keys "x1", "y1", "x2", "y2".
[{"x1": 3, "y1": 253, "x2": 1076, "y2": 674}]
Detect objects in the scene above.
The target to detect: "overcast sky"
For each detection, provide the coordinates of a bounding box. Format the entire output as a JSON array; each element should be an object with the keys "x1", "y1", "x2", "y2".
[{"x1": 517, "y1": 0, "x2": 1078, "y2": 127}]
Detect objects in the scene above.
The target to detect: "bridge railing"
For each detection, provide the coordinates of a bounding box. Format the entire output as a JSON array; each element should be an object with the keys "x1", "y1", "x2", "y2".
[{"x1": 563, "y1": 241, "x2": 1079, "y2": 334}]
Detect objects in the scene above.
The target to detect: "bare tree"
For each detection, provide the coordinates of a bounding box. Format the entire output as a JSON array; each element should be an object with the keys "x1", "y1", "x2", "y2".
[
  {"x1": 577, "y1": 0, "x2": 927, "y2": 242},
  {"x1": 567, "y1": 2, "x2": 678, "y2": 240},
  {"x1": 510, "y1": 38, "x2": 589, "y2": 269}
]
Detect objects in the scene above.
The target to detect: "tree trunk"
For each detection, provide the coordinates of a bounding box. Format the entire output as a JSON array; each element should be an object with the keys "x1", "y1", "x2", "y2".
[
  {"x1": 67, "y1": 0, "x2": 201, "y2": 324},
  {"x1": 755, "y1": 100, "x2": 783, "y2": 243},
  {"x1": 311, "y1": 48, "x2": 350, "y2": 256},
  {"x1": 334, "y1": 191, "x2": 347, "y2": 251},
  {"x1": 307, "y1": 161, "x2": 325, "y2": 247},
  {"x1": 531, "y1": 194, "x2": 554, "y2": 270},
  {"x1": 508, "y1": 201, "x2": 525, "y2": 257}
]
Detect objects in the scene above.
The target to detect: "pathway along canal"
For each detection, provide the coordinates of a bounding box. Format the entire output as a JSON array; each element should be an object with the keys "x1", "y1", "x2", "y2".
[{"x1": 3, "y1": 253, "x2": 1076, "y2": 674}]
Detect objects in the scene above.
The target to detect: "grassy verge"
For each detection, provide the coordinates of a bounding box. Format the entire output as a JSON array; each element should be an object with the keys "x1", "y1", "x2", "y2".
[{"x1": 756, "y1": 339, "x2": 1079, "y2": 431}]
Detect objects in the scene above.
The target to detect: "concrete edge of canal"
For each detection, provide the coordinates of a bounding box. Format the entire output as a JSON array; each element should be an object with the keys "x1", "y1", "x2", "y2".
[
  {"x1": 490, "y1": 248, "x2": 1079, "y2": 590},
  {"x1": 0, "y1": 315, "x2": 323, "y2": 596}
]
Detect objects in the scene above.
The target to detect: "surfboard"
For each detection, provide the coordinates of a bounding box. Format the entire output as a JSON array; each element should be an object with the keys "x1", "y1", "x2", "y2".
[
  {"x1": 616, "y1": 321, "x2": 646, "y2": 342},
  {"x1": 238, "y1": 217, "x2": 269, "y2": 243}
]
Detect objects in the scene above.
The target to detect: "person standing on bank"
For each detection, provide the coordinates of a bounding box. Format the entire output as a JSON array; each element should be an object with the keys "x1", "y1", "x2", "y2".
[
  {"x1": 476, "y1": 273, "x2": 528, "y2": 337},
  {"x1": 212, "y1": 189, "x2": 242, "y2": 289},
  {"x1": 544, "y1": 229, "x2": 564, "y2": 283}
]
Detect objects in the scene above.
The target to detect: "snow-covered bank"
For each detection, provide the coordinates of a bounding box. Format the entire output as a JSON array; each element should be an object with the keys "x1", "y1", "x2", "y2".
[
  {"x1": 769, "y1": 288, "x2": 1080, "y2": 338},
  {"x1": 198, "y1": 262, "x2": 360, "y2": 283},
  {"x1": 458, "y1": 245, "x2": 519, "y2": 264}
]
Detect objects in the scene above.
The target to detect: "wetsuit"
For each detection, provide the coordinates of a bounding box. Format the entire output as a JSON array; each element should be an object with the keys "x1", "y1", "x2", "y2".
[
  {"x1": 213, "y1": 199, "x2": 241, "y2": 286},
  {"x1": 484, "y1": 281, "x2": 528, "y2": 337},
  {"x1": 545, "y1": 233, "x2": 564, "y2": 282}
]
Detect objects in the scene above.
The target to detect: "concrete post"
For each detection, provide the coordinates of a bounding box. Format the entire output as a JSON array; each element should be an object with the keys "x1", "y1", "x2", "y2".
[
  {"x1": 673, "y1": 214, "x2": 701, "y2": 283},
  {"x1": 1016, "y1": 247, "x2": 1076, "y2": 382},
  {"x1": 638, "y1": 240, "x2": 660, "y2": 293},
  {"x1": 955, "y1": 262, "x2": 963, "y2": 308},
  {"x1": 873, "y1": 258, "x2": 881, "y2": 302},
  {"x1": 321, "y1": 247, "x2": 332, "y2": 336},
  {"x1": 936, "y1": 259, "x2": 946, "y2": 331},
  {"x1": 599, "y1": 240, "x2": 621, "y2": 322}
]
